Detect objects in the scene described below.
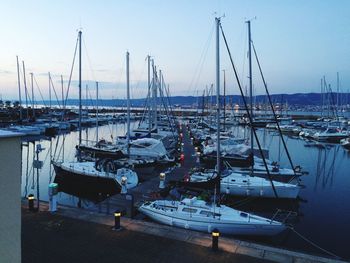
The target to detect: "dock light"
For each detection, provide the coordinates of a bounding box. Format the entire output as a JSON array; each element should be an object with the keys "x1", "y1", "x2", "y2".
[
  {"x1": 180, "y1": 153, "x2": 185, "y2": 167},
  {"x1": 212, "y1": 228, "x2": 220, "y2": 251},
  {"x1": 113, "y1": 210, "x2": 121, "y2": 230},
  {"x1": 28, "y1": 194, "x2": 35, "y2": 212},
  {"x1": 121, "y1": 176, "x2": 128, "y2": 194},
  {"x1": 194, "y1": 146, "x2": 198, "y2": 152},
  {"x1": 181, "y1": 142, "x2": 184, "y2": 151},
  {"x1": 159, "y1": 173, "x2": 166, "y2": 189}
]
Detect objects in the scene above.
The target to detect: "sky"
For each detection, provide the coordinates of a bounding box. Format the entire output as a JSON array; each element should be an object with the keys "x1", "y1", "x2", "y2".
[{"x1": 0, "y1": 0, "x2": 349, "y2": 102}]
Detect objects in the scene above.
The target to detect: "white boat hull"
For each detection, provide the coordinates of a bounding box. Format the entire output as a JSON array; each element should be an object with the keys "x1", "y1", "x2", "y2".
[{"x1": 139, "y1": 203, "x2": 285, "y2": 236}]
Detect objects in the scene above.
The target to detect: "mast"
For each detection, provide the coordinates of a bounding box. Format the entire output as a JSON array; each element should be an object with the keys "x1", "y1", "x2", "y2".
[
  {"x1": 159, "y1": 69, "x2": 162, "y2": 117},
  {"x1": 96, "y1": 81, "x2": 99, "y2": 144},
  {"x1": 147, "y1": 55, "x2": 152, "y2": 133},
  {"x1": 22, "y1": 61, "x2": 29, "y2": 120},
  {"x1": 152, "y1": 61, "x2": 158, "y2": 130},
  {"x1": 126, "y1": 51, "x2": 130, "y2": 156},
  {"x1": 49, "y1": 72, "x2": 52, "y2": 124},
  {"x1": 78, "y1": 30, "x2": 82, "y2": 146},
  {"x1": 16, "y1": 56, "x2": 22, "y2": 122},
  {"x1": 61, "y1": 75, "x2": 64, "y2": 121},
  {"x1": 223, "y1": 69, "x2": 226, "y2": 130},
  {"x1": 30, "y1": 73, "x2": 35, "y2": 118},
  {"x1": 215, "y1": 17, "x2": 221, "y2": 174},
  {"x1": 321, "y1": 78, "x2": 324, "y2": 117},
  {"x1": 247, "y1": 20, "x2": 254, "y2": 172},
  {"x1": 337, "y1": 72, "x2": 339, "y2": 118}
]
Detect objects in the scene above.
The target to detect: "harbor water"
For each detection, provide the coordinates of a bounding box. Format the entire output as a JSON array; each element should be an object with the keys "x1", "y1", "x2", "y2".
[{"x1": 20, "y1": 121, "x2": 350, "y2": 260}]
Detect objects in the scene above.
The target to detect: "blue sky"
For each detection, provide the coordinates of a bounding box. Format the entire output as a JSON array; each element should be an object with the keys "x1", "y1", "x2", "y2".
[{"x1": 0, "y1": 0, "x2": 349, "y2": 101}]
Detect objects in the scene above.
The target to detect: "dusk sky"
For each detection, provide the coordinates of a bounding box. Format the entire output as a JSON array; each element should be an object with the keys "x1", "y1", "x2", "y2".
[{"x1": 0, "y1": 0, "x2": 349, "y2": 102}]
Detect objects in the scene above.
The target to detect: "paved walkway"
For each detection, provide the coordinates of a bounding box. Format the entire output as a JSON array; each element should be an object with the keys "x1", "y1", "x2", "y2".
[
  {"x1": 22, "y1": 202, "x2": 347, "y2": 263},
  {"x1": 22, "y1": 208, "x2": 268, "y2": 263}
]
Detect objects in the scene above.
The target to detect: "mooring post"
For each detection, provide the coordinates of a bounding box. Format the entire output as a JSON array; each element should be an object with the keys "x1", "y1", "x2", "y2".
[
  {"x1": 212, "y1": 228, "x2": 220, "y2": 251},
  {"x1": 113, "y1": 210, "x2": 121, "y2": 230},
  {"x1": 159, "y1": 172, "x2": 166, "y2": 189},
  {"x1": 28, "y1": 194, "x2": 35, "y2": 212}
]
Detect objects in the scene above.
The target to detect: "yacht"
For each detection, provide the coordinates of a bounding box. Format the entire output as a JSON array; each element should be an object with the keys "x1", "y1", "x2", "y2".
[{"x1": 139, "y1": 197, "x2": 286, "y2": 236}]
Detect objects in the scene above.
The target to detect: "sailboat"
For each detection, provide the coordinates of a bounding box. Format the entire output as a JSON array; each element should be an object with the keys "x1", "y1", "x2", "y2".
[
  {"x1": 186, "y1": 20, "x2": 301, "y2": 198},
  {"x1": 138, "y1": 18, "x2": 286, "y2": 235},
  {"x1": 53, "y1": 33, "x2": 137, "y2": 198},
  {"x1": 189, "y1": 170, "x2": 300, "y2": 199}
]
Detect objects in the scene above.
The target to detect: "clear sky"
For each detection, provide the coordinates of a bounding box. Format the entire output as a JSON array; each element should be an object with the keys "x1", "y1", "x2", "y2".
[{"x1": 0, "y1": 0, "x2": 349, "y2": 102}]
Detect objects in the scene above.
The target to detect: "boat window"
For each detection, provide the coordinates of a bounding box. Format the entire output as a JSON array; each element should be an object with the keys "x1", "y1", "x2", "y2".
[
  {"x1": 231, "y1": 179, "x2": 236, "y2": 182},
  {"x1": 242, "y1": 180, "x2": 247, "y2": 183},
  {"x1": 182, "y1": 208, "x2": 197, "y2": 213},
  {"x1": 240, "y1": 212, "x2": 248, "y2": 218},
  {"x1": 199, "y1": 210, "x2": 213, "y2": 216}
]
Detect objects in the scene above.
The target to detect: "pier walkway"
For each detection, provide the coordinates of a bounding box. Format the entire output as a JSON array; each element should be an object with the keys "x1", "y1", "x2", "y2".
[
  {"x1": 22, "y1": 202, "x2": 347, "y2": 263},
  {"x1": 85, "y1": 123, "x2": 197, "y2": 216}
]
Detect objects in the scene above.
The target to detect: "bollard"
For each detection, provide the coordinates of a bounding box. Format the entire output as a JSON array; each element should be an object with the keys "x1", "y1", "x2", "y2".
[
  {"x1": 28, "y1": 194, "x2": 35, "y2": 212},
  {"x1": 113, "y1": 210, "x2": 121, "y2": 230},
  {"x1": 48, "y1": 183, "x2": 58, "y2": 212},
  {"x1": 196, "y1": 152, "x2": 201, "y2": 164},
  {"x1": 121, "y1": 176, "x2": 128, "y2": 194},
  {"x1": 181, "y1": 142, "x2": 184, "y2": 152},
  {"x1": 159, "y1": 172, "x2": 166, "y2": 189},
  {"x1": 212, "y1": 228, "x2": 220, "y2": 251}
]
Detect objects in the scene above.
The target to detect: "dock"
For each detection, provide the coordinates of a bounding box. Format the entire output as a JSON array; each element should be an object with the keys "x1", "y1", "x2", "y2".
[
  {"x1": 22, "y1": 201, "x2": 347, "y2": 263},
  {"x1": 83, "y1": 123, "x2": 197, "y2": 216}
]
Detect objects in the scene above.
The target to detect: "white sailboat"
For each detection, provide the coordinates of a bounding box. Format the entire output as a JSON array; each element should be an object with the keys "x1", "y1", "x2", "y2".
[
  {"x1": 138, "y1": 18, "x2": 286, "y2": 236},
  {"x1": 189, "y1": 170, "x2": 300, "y2": 199},
  {"x1": 139, "y1": 197, "x2": 285, "y2": 236}
]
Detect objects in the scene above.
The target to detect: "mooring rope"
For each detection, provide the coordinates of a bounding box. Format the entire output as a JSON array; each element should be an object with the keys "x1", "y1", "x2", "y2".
[{"x1": 287, "y1": 226, "x2": 342, "y2": 260}]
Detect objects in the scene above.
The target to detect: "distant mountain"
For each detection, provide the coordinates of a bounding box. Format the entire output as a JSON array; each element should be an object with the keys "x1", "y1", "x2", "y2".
[{"x1": 44, "y1": 92, "x2": 349, "y2": 107}]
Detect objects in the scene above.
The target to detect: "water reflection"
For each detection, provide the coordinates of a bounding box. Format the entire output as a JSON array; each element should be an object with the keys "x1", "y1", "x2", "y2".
[{"x1": 315, "y1": 145, "x2": 340, "y2": 189}]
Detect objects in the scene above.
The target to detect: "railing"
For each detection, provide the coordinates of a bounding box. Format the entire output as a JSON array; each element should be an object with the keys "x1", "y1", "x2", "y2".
[{"x1": 270, "y1": 209, "x2": 298, "y2": 224}]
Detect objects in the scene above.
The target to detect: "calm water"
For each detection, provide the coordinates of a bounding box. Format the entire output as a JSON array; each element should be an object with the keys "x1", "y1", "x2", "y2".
[{"x1": 20, "y1": 121, "x2": 350, "y2": 260}]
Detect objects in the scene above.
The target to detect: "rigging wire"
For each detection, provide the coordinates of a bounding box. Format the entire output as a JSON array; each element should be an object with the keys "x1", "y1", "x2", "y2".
[
  {"x1": 188, "y1": 21, "x2": 215, "y2": 94},
  {"x1": 49, "y1": 74, "x2": 62, "y2": 108},
  {"x1": 219, "y1": 21, "x2": 278, "y2": 198},
  {"x1": 251, "y1": 41, "x2": 297, "y2": 175},
  {"x1": 64, "y1": 33, "x2": 79, "y2": 108},
  {"x1": 33, "y1": 75, "x2": 46, "y2": 107}
]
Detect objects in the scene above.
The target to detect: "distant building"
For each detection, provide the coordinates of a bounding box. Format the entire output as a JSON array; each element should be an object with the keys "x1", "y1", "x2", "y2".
[{"x1": 0, "y1": 130, "x2": 23, "y2": 263}]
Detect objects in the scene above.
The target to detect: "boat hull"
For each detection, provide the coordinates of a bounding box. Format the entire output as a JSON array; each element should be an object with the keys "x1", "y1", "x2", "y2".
[
  {"x1": 220, "y1": 183, "x2": 299, "y2": 199},
  {"x1": 139, "y1": 206, "x2": 285, "y2": 236},
  {"x1": 200, "y1": 153, "x2": 252, "y2": 168},
  {"x1": 53, "y1": 162, "x2": 121, "y2": 200}
]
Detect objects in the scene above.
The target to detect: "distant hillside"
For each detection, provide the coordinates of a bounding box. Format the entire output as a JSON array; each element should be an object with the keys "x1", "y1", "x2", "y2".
[{"x1": 45, "y1": 92, "x2": 349, "y2": 107}]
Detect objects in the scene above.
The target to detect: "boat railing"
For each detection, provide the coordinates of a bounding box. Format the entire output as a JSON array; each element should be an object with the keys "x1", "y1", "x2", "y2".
[{"x1": 270, "y1": 209, "x2": 298, "y2": 224}]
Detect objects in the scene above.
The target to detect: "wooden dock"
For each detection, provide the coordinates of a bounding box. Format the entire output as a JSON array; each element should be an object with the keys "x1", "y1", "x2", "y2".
[{"x1": 85, "y1": 123, "x2": 198, "y2": 217}]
